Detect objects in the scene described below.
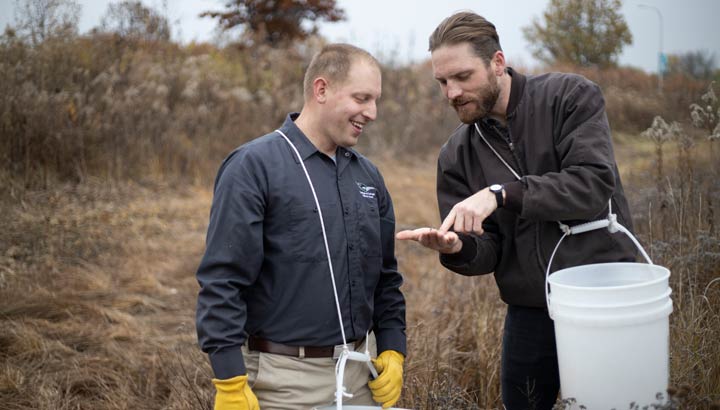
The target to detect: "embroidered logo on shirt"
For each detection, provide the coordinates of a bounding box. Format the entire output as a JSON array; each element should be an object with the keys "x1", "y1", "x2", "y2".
[{"x1": 356, "y1": 182, "x2": 377, "y2": 199}]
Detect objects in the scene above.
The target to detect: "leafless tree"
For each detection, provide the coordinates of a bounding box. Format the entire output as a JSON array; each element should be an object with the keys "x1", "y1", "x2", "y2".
[
  {"x1": 99, "y1": 0, "x2": 171, "y2": 42},
  {"x1": 12, "y1": 0, "x2": 81, "y2": 45}
]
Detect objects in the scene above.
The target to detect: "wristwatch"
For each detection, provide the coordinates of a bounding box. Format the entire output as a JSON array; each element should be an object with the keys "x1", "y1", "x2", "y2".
[{"x1": 489, "y1": 184, "x2": 504, "y2": 208}]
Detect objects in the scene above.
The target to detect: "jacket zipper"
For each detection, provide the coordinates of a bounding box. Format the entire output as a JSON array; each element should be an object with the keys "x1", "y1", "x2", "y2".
[
  {"x1": 490, "y1": 123, "x2": 548, "y2": 273},
  {"x1": 491, "y1": 124, "x2": 525, "y2": 176}
]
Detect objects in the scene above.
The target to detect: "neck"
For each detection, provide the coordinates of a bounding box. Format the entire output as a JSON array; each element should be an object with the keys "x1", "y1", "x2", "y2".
[
  {"x1": 488, "y1": 72, "x2": 512, "y2": 124},
  {"x1": 294, "y1": 108, "x2": 338, "y2": 156}
]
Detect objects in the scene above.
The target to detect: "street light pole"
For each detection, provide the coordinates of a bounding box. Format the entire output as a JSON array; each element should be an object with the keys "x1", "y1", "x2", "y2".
[{"x1": 638, "y1": 3, "x2": 664, "y2": 93}]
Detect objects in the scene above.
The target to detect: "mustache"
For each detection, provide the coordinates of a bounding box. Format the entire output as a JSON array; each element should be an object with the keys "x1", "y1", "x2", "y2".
[{"x1": 451, "y1": 97, "x2": 475, "y2": 107}]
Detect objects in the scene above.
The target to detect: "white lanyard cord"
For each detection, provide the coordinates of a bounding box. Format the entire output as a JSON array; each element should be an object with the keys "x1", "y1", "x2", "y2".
[
  {"x1": 474, "y1": 121, "x2": 616, "y2": 235},
  {"x1": 275, "y1": 129, "x2": 348, "y2": 347},
  {"x1": 474, "y1": 122, "x2": 522, "y2": 181},
  {"x1": 276, "y1": 129, "x2": 377, "y2": 408}
]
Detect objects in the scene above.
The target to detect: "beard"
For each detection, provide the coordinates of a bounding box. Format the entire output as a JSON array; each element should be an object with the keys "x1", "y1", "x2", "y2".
[{"x1": 451, "y1": 72, "x2": 500, "y2": 124}]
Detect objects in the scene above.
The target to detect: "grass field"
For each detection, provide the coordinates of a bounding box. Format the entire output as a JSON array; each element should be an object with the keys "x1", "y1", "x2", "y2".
[{"x1": 2, "y1": 135, "x2": 719, "y2": 409}]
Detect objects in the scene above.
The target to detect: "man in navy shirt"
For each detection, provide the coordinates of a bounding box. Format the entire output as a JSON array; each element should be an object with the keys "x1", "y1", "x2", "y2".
[{"x1": 196, "y1": 44, "x2": 407, "y2": 410}]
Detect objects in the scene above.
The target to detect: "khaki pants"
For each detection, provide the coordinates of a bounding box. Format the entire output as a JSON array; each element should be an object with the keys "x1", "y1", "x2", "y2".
[{"x1": 243, "y1": 336, "x2": 377, "y2": 410}]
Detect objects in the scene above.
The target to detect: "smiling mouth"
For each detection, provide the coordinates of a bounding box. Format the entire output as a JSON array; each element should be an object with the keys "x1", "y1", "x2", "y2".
[{"x1": 350, "y1": 120, "x2": 364, "y2": 131}]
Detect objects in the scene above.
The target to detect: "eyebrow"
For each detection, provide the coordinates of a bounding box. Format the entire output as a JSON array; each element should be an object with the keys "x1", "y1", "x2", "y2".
[
  {"x1": 353, "y1": 92, "x2": 380, "y2": 100},
  {"x1": 435, "y1": 69, "x2": 474, "y2": 82}
]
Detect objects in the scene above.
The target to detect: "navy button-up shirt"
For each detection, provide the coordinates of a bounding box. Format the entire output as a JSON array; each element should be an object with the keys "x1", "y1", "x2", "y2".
[{"x1": 196, "y1": 113, "x2": 407, "y2": 379}]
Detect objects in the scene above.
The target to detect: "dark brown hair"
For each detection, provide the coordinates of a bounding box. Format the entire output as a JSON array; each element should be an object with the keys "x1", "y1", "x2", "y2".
[{"x1": 428, "y1": 11, "x2": 502, "y2": 64}]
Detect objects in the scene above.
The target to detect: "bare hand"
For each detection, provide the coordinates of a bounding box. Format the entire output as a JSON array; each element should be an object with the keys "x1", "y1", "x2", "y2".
[
  {"x1": 395, "y1": 227, "x2": 462, "y2": 254},
  {"x1": 438, "y1": 187, "x2": 496, "y2": 236}
]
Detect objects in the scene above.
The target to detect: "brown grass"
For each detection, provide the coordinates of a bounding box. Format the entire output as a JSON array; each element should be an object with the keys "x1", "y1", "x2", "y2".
[
  {"x1": 3, "y1": 141, "x2": 719, "y2": 409},
  {"x1": 0, "y1": 182, "x2": 214, "y2": 409}
]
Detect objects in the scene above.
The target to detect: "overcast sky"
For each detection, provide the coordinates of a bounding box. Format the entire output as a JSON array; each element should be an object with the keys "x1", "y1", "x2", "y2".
[{"x1": 1, "y1": 0, "x2": 718, "y2": 73}]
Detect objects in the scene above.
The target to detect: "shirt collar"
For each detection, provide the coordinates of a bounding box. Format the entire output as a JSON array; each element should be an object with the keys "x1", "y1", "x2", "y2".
[
  {"x1": 278, "y1": 113, "x2": 359, "y2": 162},
  {"x1": 278, "y1": 113, "x2": 317, "y2": 162}
]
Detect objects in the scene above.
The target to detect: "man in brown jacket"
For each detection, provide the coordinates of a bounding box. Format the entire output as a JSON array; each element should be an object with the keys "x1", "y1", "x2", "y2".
[{"x1": 397, "y1": 11, "x2": 636, "y2": 410}]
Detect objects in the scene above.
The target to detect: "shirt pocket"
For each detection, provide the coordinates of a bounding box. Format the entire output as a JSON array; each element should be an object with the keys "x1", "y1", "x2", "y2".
[
  {"x1": 357, "y1": 200, "x2": 382, "y2": 257},
  {"x1": 288, "y1": 202, "x2": 337, "y2": 263}
]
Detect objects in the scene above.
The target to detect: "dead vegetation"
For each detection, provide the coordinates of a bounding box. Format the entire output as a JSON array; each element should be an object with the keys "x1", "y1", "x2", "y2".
[{"x1": 1, "y1": 22, "x2": 719, "y2": 410}]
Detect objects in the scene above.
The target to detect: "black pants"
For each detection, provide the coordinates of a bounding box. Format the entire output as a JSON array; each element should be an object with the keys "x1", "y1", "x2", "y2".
[{"x1": 501, "y1": 305, "x2": 560, "y2": 410}]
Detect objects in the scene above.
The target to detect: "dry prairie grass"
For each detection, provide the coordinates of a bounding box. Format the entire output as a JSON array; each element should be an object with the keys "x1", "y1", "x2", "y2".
[
  {"x1": 0, "y1": 157, "x2": 506, "y2": 409},
  {"x1": 379, "y1": 159, "x2": 505, "y2": 409},
  {"x1": 2, "y1": 141, "x2": 720, "y2": 409},
  {"x1": 0, "y1": 181, "x2": 215, "y2": 409}
]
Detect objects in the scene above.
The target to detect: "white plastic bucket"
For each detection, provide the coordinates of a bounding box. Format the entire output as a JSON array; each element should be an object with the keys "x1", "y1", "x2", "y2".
[{"x1": 548, "y1": 261, "x2": 672, "y2": 410}]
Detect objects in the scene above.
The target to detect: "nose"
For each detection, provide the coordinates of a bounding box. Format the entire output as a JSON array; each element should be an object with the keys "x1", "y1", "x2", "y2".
[
  {"x1": 363, "y1": 101, "x2": 377, "y2": 121},
  {"x1": 446, "y1": 82, "x2": 462, "y2": 100}
]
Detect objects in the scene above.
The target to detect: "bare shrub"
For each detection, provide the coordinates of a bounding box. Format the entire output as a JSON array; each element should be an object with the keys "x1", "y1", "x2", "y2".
[
  {"x1": 545, "y1": 62, "x2": 708, "y2": 133},
  {"x1": 0, "y1": 32, "x2": 308, "y2": 189},
  {"x1": 626, "y1": 85, "x2": 720, "y2": 408}
]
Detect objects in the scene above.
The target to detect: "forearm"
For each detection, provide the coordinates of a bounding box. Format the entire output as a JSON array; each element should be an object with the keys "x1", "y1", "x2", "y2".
[
  {"x1": 373, "y1": 255, "x2": 407, "y2": 355},
  {"x1": 374, "y1": 195, "x2": 407, "y2": 356},
  {"x1": 196, "y1": 263, "x2": 251, "y2": 378},
  {"x1": 208, "y1": 347, "x2": 247, "y2": 379},
  {"x1": 439, "y1": 233, "x2": 498, "y2": 275}
]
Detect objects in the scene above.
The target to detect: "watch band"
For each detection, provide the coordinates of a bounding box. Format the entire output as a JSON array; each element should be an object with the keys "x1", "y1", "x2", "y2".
[{"x1": 490, "y1": 184, "x2": 504, "y2": 208}]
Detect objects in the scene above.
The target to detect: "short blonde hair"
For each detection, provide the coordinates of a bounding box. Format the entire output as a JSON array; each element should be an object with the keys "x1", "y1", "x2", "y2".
[{"x1": 303, "y1": 43, "x2": 380, "y2": 99}]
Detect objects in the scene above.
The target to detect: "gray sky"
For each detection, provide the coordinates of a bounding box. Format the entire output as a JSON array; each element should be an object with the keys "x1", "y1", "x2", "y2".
[{"x1": 1, "y1": 0, "x2": 718, "y2": 73}]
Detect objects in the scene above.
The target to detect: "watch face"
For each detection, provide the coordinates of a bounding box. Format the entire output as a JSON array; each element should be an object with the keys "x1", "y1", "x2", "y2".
[{"x1": 490, "y1": 184, "x2": 502, "y2": 192}]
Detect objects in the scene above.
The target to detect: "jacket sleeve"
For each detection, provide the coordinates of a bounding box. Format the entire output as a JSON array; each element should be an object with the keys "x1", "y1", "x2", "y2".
[
  {"x1": 521, "y1": 79, "x2": 617, "y2": 221},
  {"x1": 436, "y1": 141, "x2": 501, "y2": 275},
  {"x1": 372, "y1": 171, "x2": 407, "y2": 356},
  {"x1": 196, "y1": 150, "x2": 266, "y2": 379}
]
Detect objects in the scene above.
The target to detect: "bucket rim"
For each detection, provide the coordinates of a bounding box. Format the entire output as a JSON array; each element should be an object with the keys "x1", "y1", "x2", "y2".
[
  {"x1": 551, "y1": 299, "x2": 673, "y2": 326},
  {"x1": 549, "y1": 262, "x2": 670, "y2": 291},
  {"x1": 550, "y1": 287, "x2": 672, "y2": 309}
]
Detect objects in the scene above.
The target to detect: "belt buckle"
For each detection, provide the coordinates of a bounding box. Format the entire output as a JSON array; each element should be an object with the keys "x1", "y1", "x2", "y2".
[{"x1": 333, "y1": 343, "x2": 354, "y2": 359}]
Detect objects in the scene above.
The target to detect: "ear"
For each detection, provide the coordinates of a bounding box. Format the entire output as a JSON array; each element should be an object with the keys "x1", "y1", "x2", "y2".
[
  {"x1": 312, "y1": 77, "x2": 330, "y2": 104},
  {"x1": 491, "y1": 50, "x2": 507, "y2": 76}
]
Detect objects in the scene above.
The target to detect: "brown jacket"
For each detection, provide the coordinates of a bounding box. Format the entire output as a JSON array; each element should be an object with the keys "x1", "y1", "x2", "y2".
[{"x1": 437, "y1": 68, "x2": 637, "y2": 307}]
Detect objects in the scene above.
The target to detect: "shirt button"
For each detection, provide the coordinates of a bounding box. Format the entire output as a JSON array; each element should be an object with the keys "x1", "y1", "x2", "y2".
[{"x1": 344, "y1": 152, "x2": 350, "y2": 157}]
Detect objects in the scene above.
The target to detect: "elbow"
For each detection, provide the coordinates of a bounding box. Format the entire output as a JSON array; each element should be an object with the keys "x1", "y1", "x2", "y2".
[
  {"x1": 588, "y1": 164, "x2": 617, "y2": 216},
  {"x1": 565, "y1": 163, "x2": 617, "y2": 220}
]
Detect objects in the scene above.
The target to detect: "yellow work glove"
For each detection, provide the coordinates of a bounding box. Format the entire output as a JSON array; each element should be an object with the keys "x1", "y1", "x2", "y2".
[
  {"x1": 212, "y1": 374, "x2": 260, "y2": 410},
  {"x1": 368, "y1": 350, "x2": 404, "y2": 409}
]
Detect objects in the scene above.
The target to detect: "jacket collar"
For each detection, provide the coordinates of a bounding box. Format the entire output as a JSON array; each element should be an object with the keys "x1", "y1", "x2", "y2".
[{"x1": 505, "y1": 67, "x2": 526, "y2": 120}]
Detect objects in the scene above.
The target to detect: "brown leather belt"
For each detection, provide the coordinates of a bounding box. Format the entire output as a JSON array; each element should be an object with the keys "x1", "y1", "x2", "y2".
[{"x1": 248, "y1": 335, "x2": 366, "y2": 358}]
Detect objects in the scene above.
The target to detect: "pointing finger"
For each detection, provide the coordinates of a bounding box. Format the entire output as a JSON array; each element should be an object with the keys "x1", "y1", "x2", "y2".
[{"x1": 438, "y1": 209, "x2": 456, "y2": 234}]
